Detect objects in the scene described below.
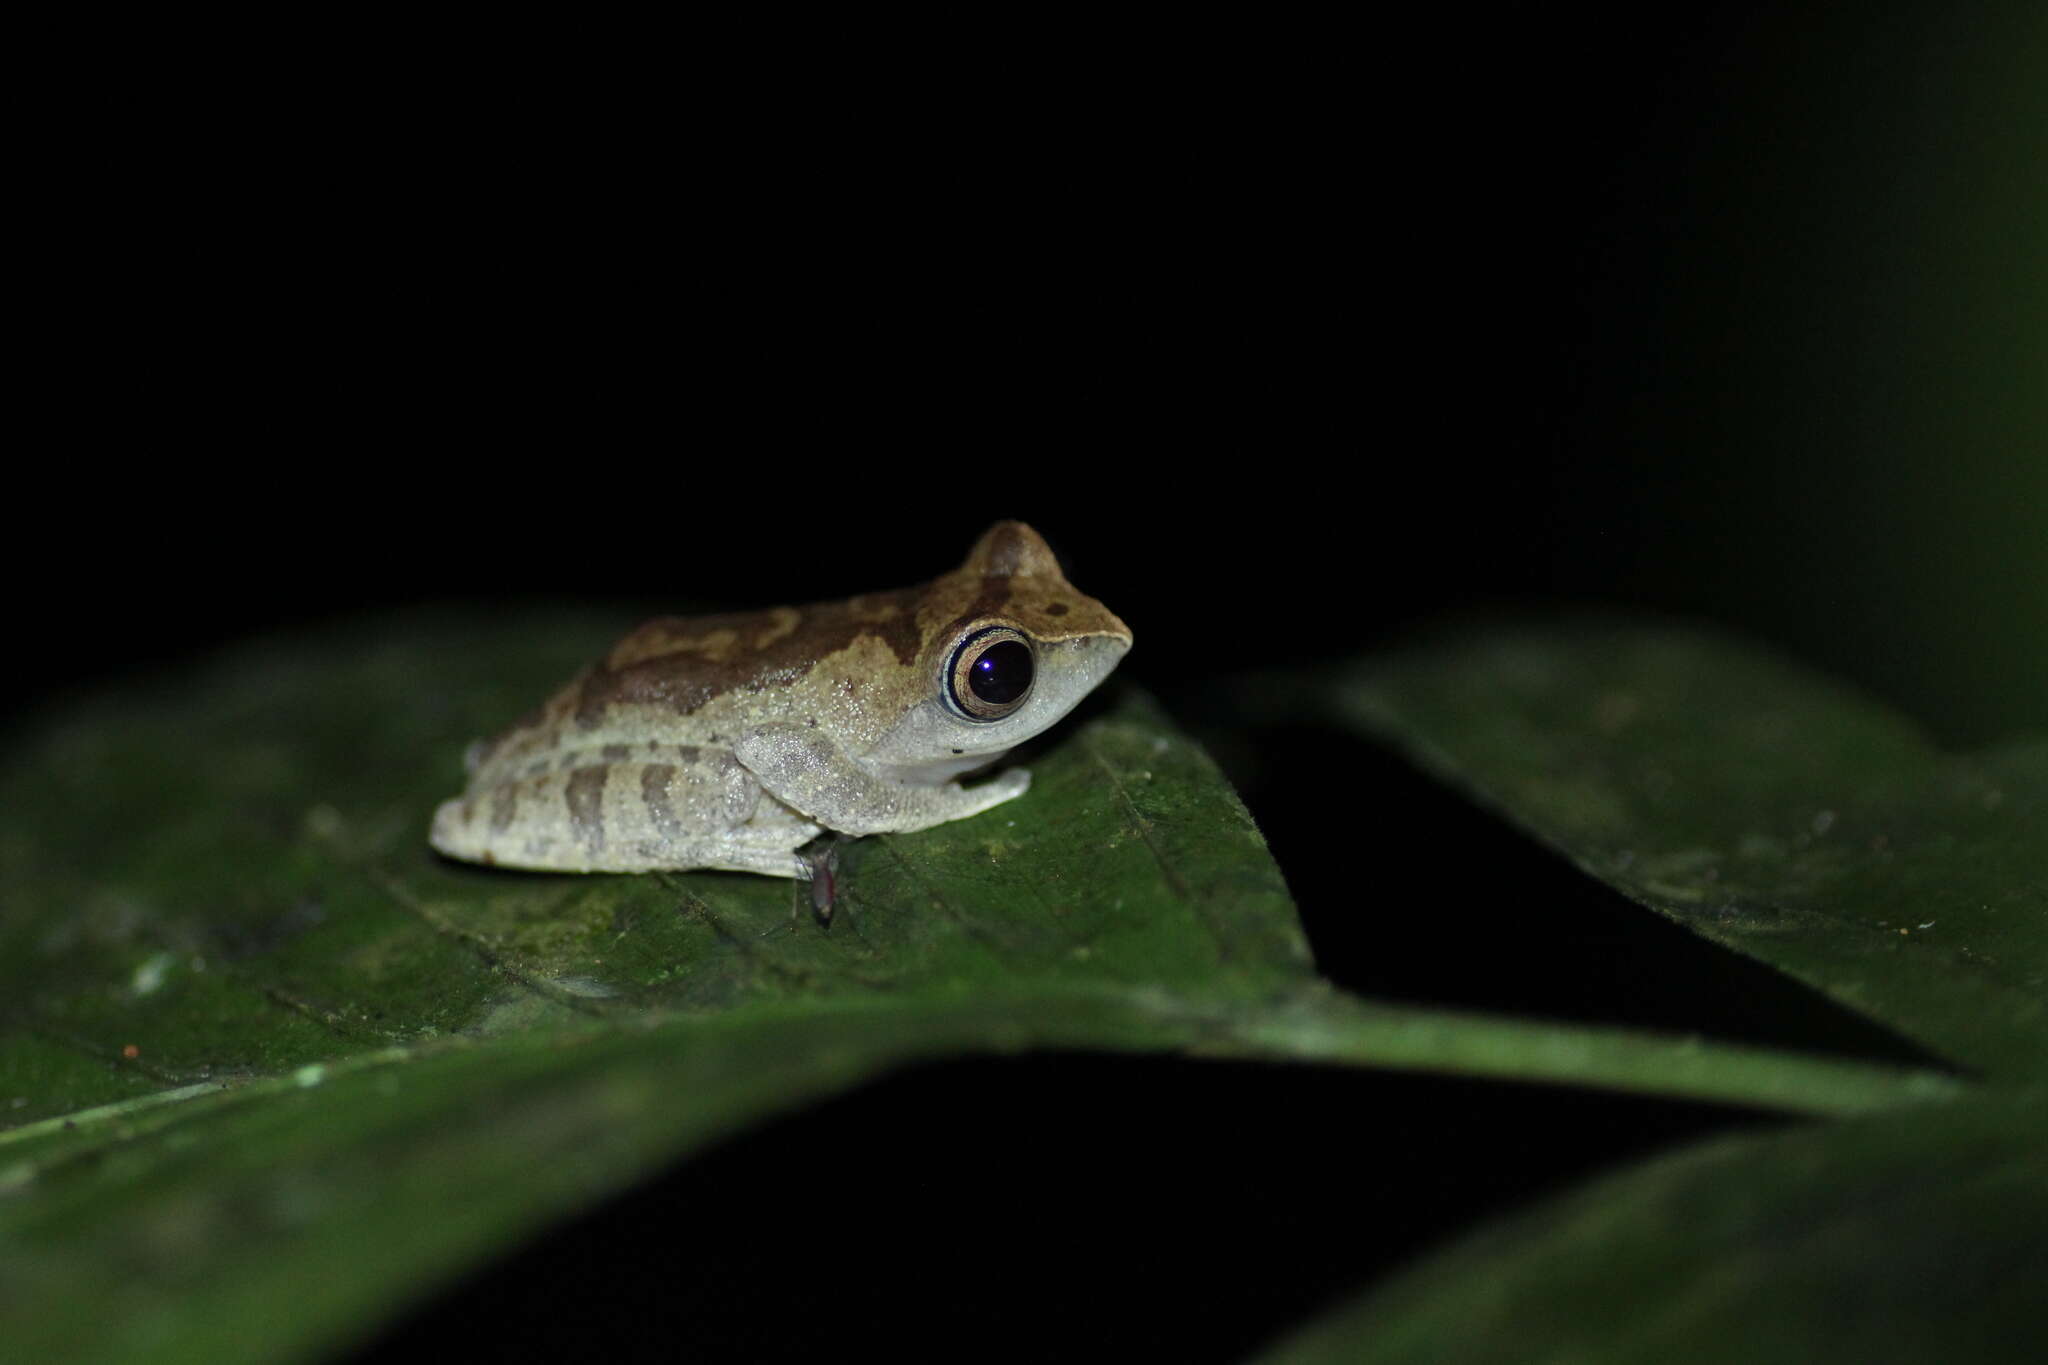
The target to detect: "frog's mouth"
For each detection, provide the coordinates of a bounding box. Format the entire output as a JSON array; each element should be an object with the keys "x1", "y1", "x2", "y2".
[{"x1": 882, "y1": 748, "x2": 1022, "y2": 786}]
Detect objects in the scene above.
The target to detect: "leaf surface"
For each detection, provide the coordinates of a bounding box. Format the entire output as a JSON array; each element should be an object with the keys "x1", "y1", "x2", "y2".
[
  {"x1": 1337, "y1": 624, "x2": 2048, "y2": 1078},
  {"x1": 1265, "y1": 1087, "x2": 2048, "y2": 1364},
  {"x1": 1276, "y1": 622, "x2": 2048, "y2": 1361},
  {"x1": 0, "y1": 607, "x2": 1312, "y2": 1362},
  {"x1": 1, "y1": 613, "x2": 1984, "y2": 1361}
]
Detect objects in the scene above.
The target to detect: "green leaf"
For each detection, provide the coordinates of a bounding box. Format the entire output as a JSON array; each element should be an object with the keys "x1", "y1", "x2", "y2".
[
  {"x1": 0, "y1": 612, "x2": 1973, "y2": 1361},
  {"x1": 1, "y1": 607, "x2": 1328, "y2": 1361},
  {"x1": 0, "y1": 608, "x2": 1313, "y2": 1110},
  {"x1": 1272, "y1": 621, "x2": 2047, "y2": 1361},
  {"x1": 1264, "y1": 1086, "x2": 2048, "y2": 1364},
  {"x1": 1335, "y1": 623, "x2": 2048, "y2": 1079}
]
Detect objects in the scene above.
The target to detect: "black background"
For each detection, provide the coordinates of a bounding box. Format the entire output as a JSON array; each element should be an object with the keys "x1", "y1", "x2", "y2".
[{"x1": 13, "y1": 6, "x2": 2044, "y2": 1359}]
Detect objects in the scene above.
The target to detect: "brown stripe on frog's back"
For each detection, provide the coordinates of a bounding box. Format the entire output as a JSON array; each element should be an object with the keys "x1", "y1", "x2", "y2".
[
  {"x1": 566, "y1": 765, "x2": 609, "y2": 853},
  {"x1": 571, "y1": 590, "x2": 927, "y2": 727},
  {"x1": 489, "y1": 781, "x2": 520, "y2": 834},
  {"x1": 640, "y1": 764, "x2": 682, "y2": 841}
]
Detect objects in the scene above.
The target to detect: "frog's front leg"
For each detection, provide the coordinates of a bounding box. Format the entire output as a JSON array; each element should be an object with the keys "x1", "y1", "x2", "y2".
[{"x1": 733, "y1": 724, "x2": 1030, "y2": 837}]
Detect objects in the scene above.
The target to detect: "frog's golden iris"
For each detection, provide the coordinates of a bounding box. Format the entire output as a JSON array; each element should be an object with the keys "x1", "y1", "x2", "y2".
[{"x1": 946, "y1": 625, "x2": 1036, "y2": 721}]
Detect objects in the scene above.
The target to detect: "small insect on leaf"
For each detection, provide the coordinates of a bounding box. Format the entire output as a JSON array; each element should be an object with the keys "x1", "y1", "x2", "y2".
[{"x1": 794, "y1": 836, "x2": 848, "y2": 927}]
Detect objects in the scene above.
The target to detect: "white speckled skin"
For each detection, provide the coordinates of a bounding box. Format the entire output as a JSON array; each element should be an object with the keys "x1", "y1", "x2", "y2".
[{"x1": 429, "y1": 523, "x2": 1132, "y2": 876}]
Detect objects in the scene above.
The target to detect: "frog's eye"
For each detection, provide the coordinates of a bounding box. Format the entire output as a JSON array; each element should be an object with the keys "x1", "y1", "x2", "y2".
[{"x1": 946, "y1": 626, "x2": 1036, "y2": 721}]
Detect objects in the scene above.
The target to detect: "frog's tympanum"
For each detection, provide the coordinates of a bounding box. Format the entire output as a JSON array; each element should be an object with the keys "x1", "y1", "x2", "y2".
[{"x1": 430, "y1": 522, "x2": 1132, "y2": 876}]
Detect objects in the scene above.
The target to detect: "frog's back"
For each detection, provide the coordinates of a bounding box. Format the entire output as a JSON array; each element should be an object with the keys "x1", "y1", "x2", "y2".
[
  {"x1": 460, "y1": 657, "x2": 738, "y2": 792},
  {"x1": 428, "y1": 597, "x2": 914, "y2": 874},
  {"x1": 460, "y1": 593, "x2": 917, "y2": 789}
]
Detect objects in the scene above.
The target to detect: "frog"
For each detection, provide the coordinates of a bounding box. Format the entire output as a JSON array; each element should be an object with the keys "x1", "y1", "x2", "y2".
[{"x1": 428, "y1": 521, "x2": 1132, "y2": 877}]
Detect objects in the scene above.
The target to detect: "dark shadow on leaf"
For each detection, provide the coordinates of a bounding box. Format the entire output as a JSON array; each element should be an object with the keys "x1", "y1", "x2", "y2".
[
  {"x1": 360, "y1": 1052, "x2": 1772, "y2": 1364},
  {"x1": 1205, "y1": 720, "x2": 1948, "y2": 1072}
]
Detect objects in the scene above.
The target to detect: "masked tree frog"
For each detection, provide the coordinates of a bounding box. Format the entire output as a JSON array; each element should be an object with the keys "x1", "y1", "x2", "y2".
[{"x1": 429, "y1": 522, "x2": 1132, "y2": 876}]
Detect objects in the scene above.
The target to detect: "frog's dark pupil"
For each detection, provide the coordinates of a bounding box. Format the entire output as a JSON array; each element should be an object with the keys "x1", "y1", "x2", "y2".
[{"x1": 968, "y1": 640, "x2": 1032, "y2": 705}]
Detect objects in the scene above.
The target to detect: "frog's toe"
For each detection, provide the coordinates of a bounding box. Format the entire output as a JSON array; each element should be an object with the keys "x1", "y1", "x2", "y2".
[{"x1": 980, "y1": 767, "x2": 1030, "y2": 800}]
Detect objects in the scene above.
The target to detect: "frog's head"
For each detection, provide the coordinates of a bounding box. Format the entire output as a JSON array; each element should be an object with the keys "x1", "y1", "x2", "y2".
[{"x1": 866, "y1": 521, "x2": 1132, "y2": 777}]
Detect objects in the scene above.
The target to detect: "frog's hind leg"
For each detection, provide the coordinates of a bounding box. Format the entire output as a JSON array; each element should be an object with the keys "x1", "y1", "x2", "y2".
[
  {"x1": 666, "y1": 783, "x2": 825, "y2": 876},
  {"x1": 430, "y1": 758, "x2": 820, "y2": 875},
  {"x1": 682, "y1": 801, "x2": 829, "y2": 878}
]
